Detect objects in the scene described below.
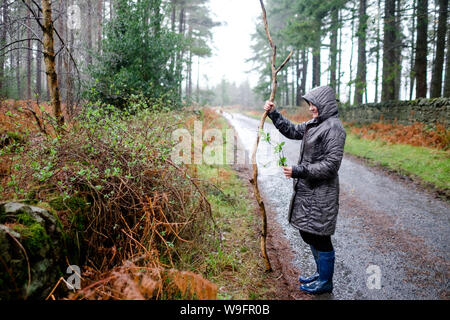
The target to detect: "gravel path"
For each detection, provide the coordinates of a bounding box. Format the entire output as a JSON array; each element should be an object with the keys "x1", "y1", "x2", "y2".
[{"x1": 223, "y1": 112, "x2": 450, "y2": 300}]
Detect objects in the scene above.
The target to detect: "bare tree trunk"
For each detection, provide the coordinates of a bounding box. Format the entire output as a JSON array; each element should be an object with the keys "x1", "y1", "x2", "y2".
[
  {"x1": 430, "y1": 0, "x2": 448, "y2": 97},
  {"x1": 97, "y1": 0, "x2": 103, "y2": 53},
  {"x1": 171, "y1": 0, "x2": 176, "y2": 31},
  {"x1": 16, "y1": 41, "x2": 21, "y2": 99},
  {"x1": 444, "y1": 22, "x2": 450, "y2": 97},
  {"x1": 177, "y1": 5, "x2": 185, "y2": 98},
  {"x1": 65, "y1": 27, "x2": 74, "y2": 118},
  {"x1": 64, "y1": 0, "x2": 74, "y2": 117},
  {"x1": 291, "y1": 58, "x2": 295, "y2": 106},
  {"x1": 382, "y1": 0, "x2": 397, "y2": 101},
  {"x1": 295, "y1": 50, "x2": 300, "y2": 105},
  {"x1": 414, "y1": 0, "x2": 428, "y2": 98},
  {"x1": 394, "y1": 0, "x2": 402, "y2": 100},
  {"x1": 374, "y1": 0, "x2": 381, "y2": 102},
  {"x1": 354, "y1": 0, "x2": 367, "y2": 105},
  {"x1": 349, "y1": 5, "x2": 355, "y2": 104},
  {"x1": 300, "y1": 49, "x2": 307, "y2": 97},
  {"x1": 56, "y1": 1, "x2": 63, "y2": 95},
  {"x1": 337, "y1": 13, "x2": 342, "y2": 98},
  {"x1": 196, "y1": 56, "x2": 199, "y2": 103},
  {"x1": 409, "y1": 0, "x2": 416, "y2": 100},
  {"x1": 330, "y1": 7, "x2": 338, "y2": 91},
  {"x1": 312, "y1": 23, "x2": 321, "y2": 88},
  {"x1": 285, "y1": 67, "x2": 289, "y2": 106},
  {"x1": 86, "y1": 0, "x2": 93, "y2": 65},
  {"x1": 186, "y1": 24, "x2": 192, "y2": 100},
  {"x1": 0, "y1": 0, "x2": 7, "y2": 94},
  {"x1": 35, "y1": 7, "x2": 42, "y2": 98},
  {"x1": 41, "y1": 0, "x2": 64, "y2": 128},
  {"x1": 26, "y1": 0, "x2": 32, "y2": 99}
]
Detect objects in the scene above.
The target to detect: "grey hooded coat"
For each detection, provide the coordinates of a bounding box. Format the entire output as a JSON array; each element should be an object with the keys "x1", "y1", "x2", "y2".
[{"x1": 268, "y1": 86, "x2": 346, "y2": 236}]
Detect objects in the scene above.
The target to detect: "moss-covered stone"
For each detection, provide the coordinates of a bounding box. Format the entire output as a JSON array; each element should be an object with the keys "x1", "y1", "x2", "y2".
[
  {"x1": 49, "y1": 195, "x2": 88, "y2": 213},
  {"x1": 0, "y1": 202, "x2": 65, "y2": 300},
  {"x1": 12, "y1": 222, "x2": 51, "y2": 254}
]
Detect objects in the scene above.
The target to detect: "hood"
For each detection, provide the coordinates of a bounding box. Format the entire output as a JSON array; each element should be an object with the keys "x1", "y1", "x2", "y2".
[{"x1": 302, "y1": 86, "x2": 339, "y2": 123}]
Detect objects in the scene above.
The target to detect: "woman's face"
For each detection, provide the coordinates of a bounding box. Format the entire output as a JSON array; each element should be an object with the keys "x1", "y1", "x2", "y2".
[{"x1": 309, "y1": 102, "x2": 319, "y2": 119}]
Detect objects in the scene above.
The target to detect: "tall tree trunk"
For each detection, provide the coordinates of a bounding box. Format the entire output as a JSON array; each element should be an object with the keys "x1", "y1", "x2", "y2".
[
  {"x1": 56, "y1": 1, "x2": 63, "y2": 94},
  {"x1": 169, "y1": 0, "x2": 177, "y2": 74},
  {"x1": 330, "y1": 7, "x2": 338, "y2": 91},
  {"x1": 430, "y1": 0, "x2": 448, "y2": 97},
  {"x1": 187, "y1": 50, "x2": 192, "y2": 99},
  {"x1": 171, "y1": 0, "x2": 176, "y2": 31},
  {"x1": 444, "y1": 22, "x2": 450, "y2": 97},
  {"x1": 337, "y1": 12, "x2": 342, "y2": 98},
  {"x1": 65, "y1": 27, "x2": 74, "y2": 118},
  {"x1": 186, "y1": 23, "x2": 192, "y2": 100},
  {"x1": 301, "y1": 49, "x2": 307, "y2": 97},
  {"x1": 295, "y1": 50, "x2": 301, "y2": 105},
  {"x1": 196, "y1": 56, "x2": 199, "y2": 103},
  {"x1": 41, "y1": 0, "x2": 64, "y2": 128},
  {"x1": 16, "y1": 41, "x2": 21, "y2": 99},
  {"x1": 291, "y1": 58, "x2": 295, "y2": 106},
  {"x1": 414, "y1": 0, "x2": 428, "y2": 98},
  {"x1": 354, "y1": 0, "x2": 367, "y2": 105},
  {"x1": 394, "y1": 0, "x2": 402, "y2": 100},
  {"x1": 312, "y1": 24, "x2": 321, "y2": 88},
  {"x1": 349, "y1": 5, "x2": 355, "y2": 104},
  {"x1": 97, "y1": 0, "x2": 103, "y2": 53},
  {"x1": 86, "y1": 0, "x2": 93, "y2": 65},
  {"x1": 285, "y1": 67, "x2": 289, "y2": 106},
  {"x1": 0, "y1": 0, "x2": 7, "y2": 94},
  {"x1": 26, "y1": 0, "x2": 32, "y2": 100},
  {"x1": 381, "y1": 0, "x2": 397, "y2": 101},
  {"x1": 409, "y1": 0, "x2": 416, "y2": 100},
  {"x1": 35, "y1": 8, "x2": 42, "y2": 98},
  {"x1": 177, "y1": 5, "x2": 185, "y2": 98}
]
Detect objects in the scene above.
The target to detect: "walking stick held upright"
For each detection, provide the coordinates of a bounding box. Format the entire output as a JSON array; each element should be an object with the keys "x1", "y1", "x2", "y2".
[{"x1": 251, "y1": 0, "x2": 294, "y2": 272}]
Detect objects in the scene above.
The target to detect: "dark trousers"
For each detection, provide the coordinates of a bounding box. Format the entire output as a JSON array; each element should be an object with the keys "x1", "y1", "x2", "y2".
[{"x1": 299, "y1": 230, "x2": 334, "y2": 252}]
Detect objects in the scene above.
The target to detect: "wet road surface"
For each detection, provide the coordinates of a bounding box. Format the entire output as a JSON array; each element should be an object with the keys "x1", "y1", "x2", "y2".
[{"x1": 223, "y1": 112, "x2": 450, "y2": 300}]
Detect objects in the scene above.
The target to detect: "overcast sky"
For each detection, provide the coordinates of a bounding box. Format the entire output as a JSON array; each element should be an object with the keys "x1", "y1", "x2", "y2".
[
  {"x1": 195, "y1": 0, "x2": 261, "y2": 88},
  {"x1": 194, "y1": 0, "x2": 420, "y2": 104}
]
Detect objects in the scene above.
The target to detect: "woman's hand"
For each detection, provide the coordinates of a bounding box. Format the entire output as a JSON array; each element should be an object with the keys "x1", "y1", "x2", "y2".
[
  {"x1": 264, "y1": 100, "x2": 275, "y2": 113},
  {"x1": 282, "y1": 166, "x2": 292, "y2": 179}
]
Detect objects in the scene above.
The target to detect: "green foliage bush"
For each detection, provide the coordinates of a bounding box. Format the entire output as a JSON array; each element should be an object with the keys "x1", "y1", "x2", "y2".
[
  {"x1": 2, "y1": 101, "x2": 213, "y2": 270},
  {"x1": 86, "y1": 0, "x2": 184, "y2": 109}
]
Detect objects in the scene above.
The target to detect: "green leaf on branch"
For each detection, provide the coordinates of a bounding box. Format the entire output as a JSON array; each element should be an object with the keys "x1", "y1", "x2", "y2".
[
  {"x1": 274, "y1": 141, "x2": 285, "y2": 153},
  {"x1": 260, "y1": 130, "x2": 271, "y2": 143},
  {"x1": 278, "y1": 157, "x2": 287, "y2": 167}
]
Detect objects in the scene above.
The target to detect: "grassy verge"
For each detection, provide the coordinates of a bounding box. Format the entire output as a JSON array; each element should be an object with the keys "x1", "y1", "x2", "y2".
[
  {"x1": 179, "y1": 110, "x2": 278, "y2": 300},
  {"x1": 345, "y1": 132, "x2": 450, "y2": 196},
  {"x1": 194, "y1": 163, "x2": 277, "y2": 299}
]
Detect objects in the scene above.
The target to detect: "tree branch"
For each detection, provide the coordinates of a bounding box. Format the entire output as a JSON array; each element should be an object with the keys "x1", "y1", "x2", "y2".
[{"x1": 250, "y1": 0, "x2": 294, "y2": 273}]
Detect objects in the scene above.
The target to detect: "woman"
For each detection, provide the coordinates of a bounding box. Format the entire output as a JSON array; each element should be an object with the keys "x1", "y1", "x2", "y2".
[{"x1": 264, "y1": 85, "x2": 346, "y2": 294}]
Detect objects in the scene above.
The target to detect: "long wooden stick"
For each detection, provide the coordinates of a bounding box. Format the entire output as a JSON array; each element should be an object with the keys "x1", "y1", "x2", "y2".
[{"x1": 251, "y1": 0, "x2": 293, "y2": 273}]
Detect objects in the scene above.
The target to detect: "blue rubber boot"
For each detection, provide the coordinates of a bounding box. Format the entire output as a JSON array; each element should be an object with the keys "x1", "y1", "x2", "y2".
[
  {"x1": 298, "y1": 245, "x2": 319, "y2": 284},
  {"x1": 300, "y1": 250, "x2": 335, "y2": 294}
]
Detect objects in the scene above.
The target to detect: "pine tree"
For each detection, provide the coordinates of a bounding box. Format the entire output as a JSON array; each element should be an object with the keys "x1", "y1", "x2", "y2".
[
  {"x1": 381, "y1": 0, "x2": 397, "y2": 101},
  {"x1": 354, "y1": 0, "x2": 367, "y2": 105},
  {"x1": 414, "y1": 0, "x2": 428, "y2": 98},
  {"x1": 430, "y1": 0, "x2": 448, "y2": 97}
]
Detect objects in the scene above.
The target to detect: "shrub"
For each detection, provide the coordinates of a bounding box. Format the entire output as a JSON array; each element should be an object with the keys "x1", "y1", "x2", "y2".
[{"x1": 3, "y1": 102, "x2": 213, "y2": 273}]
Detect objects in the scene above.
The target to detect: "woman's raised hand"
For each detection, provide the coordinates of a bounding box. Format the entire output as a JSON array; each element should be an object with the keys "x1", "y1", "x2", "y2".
[{"x1": 264, "y1": 100, "x2": 275, "y2": 113}]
